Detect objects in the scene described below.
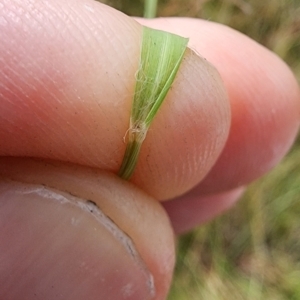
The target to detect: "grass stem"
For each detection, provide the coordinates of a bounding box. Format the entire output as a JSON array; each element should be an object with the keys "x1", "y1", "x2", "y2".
[{"x1": 144, "y1": 0, "x2": 158, "y2": 18}]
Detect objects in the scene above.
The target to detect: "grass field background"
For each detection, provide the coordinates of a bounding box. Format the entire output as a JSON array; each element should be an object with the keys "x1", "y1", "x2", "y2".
[{"x1": 99, "y1": 1, "x2": 300, "y2": 299}]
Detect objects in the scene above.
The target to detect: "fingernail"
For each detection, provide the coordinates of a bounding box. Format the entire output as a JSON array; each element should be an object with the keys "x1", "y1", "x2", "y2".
[{"x1": 0, "y1": 180, "x2": 154, "y2": 300}]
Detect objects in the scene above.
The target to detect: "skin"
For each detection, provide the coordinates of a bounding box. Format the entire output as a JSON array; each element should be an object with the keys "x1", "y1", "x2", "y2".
[{"x1": 0, "y1": 0, "x2": 299, "y2": 299}]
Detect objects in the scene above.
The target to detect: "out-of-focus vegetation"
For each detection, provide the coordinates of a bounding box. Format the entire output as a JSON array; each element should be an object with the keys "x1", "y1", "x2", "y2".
[{"x1": 99, "y1": 0, "x2": 300, "y2": 299}]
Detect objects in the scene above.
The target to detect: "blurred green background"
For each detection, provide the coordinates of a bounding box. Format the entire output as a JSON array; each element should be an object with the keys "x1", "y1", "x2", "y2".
[{"x1": 99, "y1": 1, "x2": 300, "y2": 299}]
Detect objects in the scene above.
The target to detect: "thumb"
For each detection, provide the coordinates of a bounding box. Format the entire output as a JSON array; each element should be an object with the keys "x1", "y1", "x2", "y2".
[
  {"x1": 0, "y1": 0, "x2": 230, "y2": 200},
  {"x1": 0, "y1": 158, "x2": 174, "y2": 300}
]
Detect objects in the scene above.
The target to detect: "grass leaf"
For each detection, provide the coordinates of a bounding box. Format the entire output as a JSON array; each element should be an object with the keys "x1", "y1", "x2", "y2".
[{"x1": 119, "y1": 27, "x2": 188, "y2": 179}]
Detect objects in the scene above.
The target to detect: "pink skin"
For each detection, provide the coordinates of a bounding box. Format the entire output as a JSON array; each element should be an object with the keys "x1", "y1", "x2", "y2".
[
  {"x1": 138, "y1": 18, "x2": 300, "y2": 234},
  {"x1": 0, "y1": 0, "x2": 300, "y2": 299},
  {"x1": 163, "y1": 188, "x2": 245, "y2": 235}
]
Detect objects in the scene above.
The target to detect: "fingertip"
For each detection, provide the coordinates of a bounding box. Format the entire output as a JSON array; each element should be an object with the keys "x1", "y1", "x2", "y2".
[
  {"x1": 0, "y1": 158, "x2": 175, "y2": 300},
  {"x1": 0, "y1": 1, "x2": 231, "y2": 199},
  {"x1": 194, "y1": 21, "x2": 300, "y2": 192},
  {"x1": 138, "y1": 18, "x2": 300, "y2": 193},
  {"x1": 0, "y1": 182, "x2": 156, "y2": 300},
  {"x1": 131, "y1": 47, "x2": 231, "y2": 199}
]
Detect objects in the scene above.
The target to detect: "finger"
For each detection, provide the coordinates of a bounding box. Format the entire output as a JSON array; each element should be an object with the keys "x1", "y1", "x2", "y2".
[
  {"x1": 137, "y1": 18, "x2": 300, "y2": 194},
  {"x1": 0, "y1": 157, "x2": 174, "y2": 300},
  {"x1": 0, "y1": 0, "x2": 230, "y2": 200},
  {"x1": 163, "y1": 187, "x2": 245, "y2": 234}
]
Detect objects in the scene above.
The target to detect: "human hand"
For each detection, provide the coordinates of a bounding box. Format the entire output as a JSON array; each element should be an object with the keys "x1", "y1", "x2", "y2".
[{"x1": 0, "y1": 1, "x2": 299, "y2": 300}]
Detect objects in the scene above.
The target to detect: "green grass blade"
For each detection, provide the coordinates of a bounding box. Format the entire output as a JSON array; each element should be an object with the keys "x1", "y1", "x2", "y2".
[{"x1": 119, "y1": 27, "x2": 188, "y2": 180}]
